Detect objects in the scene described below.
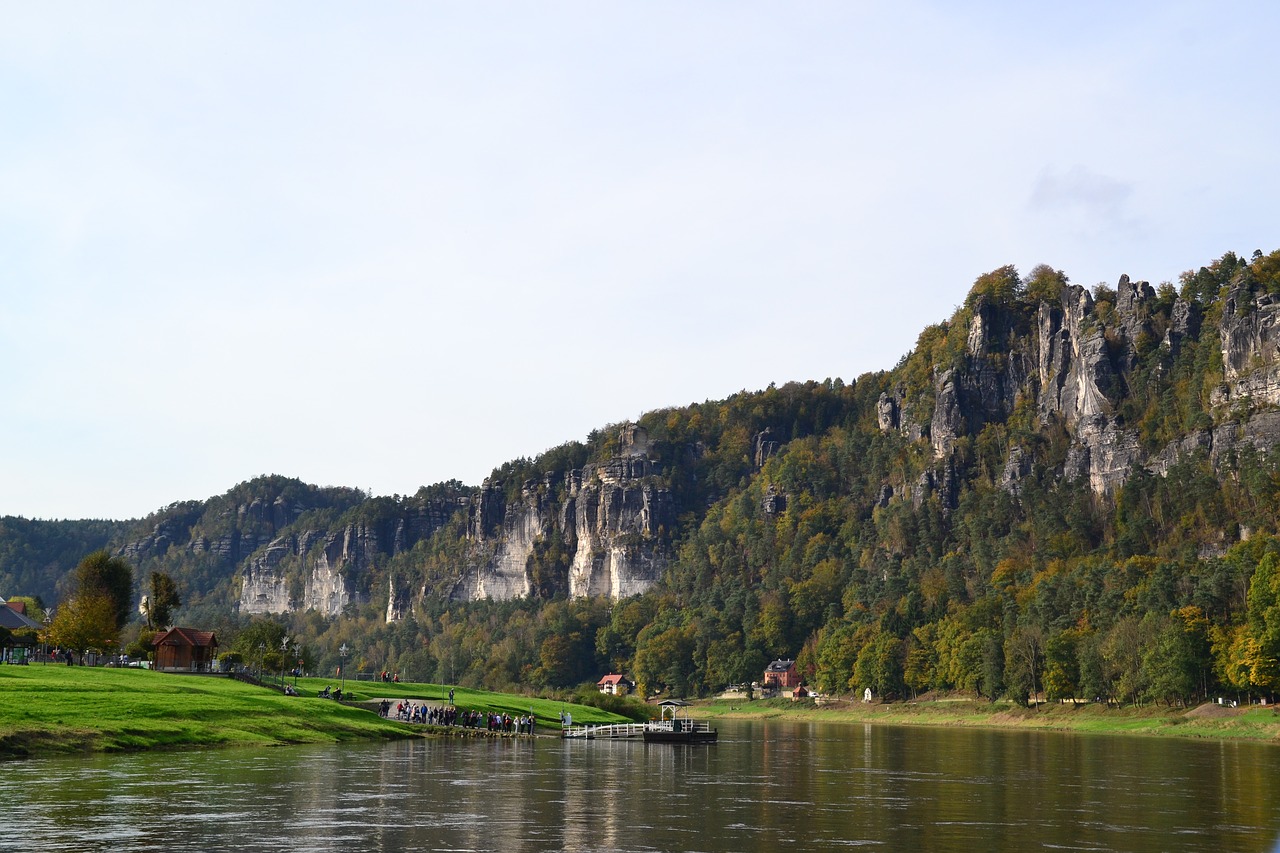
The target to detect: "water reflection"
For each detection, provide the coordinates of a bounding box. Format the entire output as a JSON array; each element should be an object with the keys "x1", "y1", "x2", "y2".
[{"x1": 3, "y1": 722, "x2": 1278, "y2": 852}]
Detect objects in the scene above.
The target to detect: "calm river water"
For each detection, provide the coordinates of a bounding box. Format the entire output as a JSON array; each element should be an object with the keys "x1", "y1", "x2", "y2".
[{"x1": 4, "y1": 720, "x2": 1279, "y2": 852}]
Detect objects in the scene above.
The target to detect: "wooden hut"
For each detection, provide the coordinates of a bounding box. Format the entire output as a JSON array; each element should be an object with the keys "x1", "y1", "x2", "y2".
[{"x1": 153, "y1": 627, "x2": 218, "y2": 673}]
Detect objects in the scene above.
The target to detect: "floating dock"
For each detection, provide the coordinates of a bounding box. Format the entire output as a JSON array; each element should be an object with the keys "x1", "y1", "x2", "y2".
[{"x1": 561, "y1": 699, "x2": 717, "y2": 743}]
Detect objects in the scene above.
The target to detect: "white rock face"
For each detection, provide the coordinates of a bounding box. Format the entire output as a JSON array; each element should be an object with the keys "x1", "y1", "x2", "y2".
[
  {"x1": 1038, "y1": 286, "x2": 1112, "y2": 426},
  {"x1": 239, "y1": 564, "x2": 291, "y2": 614},
  {"x1": 566, "y1": 474, "x2": 665, "y2": 598},
  {"x1": 451, "y1": 453, "x2": 673, "y2": 604},
  {"x1": 237, "y1": 526, "x2": 375, "y2": 616}
]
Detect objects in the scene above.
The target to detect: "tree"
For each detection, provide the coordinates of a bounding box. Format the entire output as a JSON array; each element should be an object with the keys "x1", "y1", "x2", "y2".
[
  {"x1": 1025, "y1": 264, "x2": 1069, "y2": 304},
  {"x1": 633, "y1": 624, "x2": 696, "y2": 697},
  {"x1": 1004, "y1": 625, "x2": 1044, "y2": 708},
  {"x1": 1076, "y1": 630, "x2": 1109, "y2": 703},
  {"x1": 1043, "y1": 630, "x2": 1081, "y2": 704},
  {"x1": 853, "y1": 631, "x2": 904, "y2": 699},
  {"x1": 1246, "y1": 553, "x2": 1280, "y2": 695},
  {"x1": 1143, "y1": 615, "x2": 1199, "y2": 707},
  {"x1": 904, "y1": 625, "x2": 938, "y2": 698},
  {"x1": 45, "y1": 593, "x2": 118, "y2": 659},
  {"x1": 811, "y1": 623, "x2": 868, "y2": 696},
  {"x1": 1103, "y1": 616, "x2": 1153, "y2": 706},
  {"x1": 44, "y1": 551, "x2": 134, "y2": 659},
  {"x1": 1211, "y1": 623, "x2": 1253, "y2": 701},
  {"x1": 140, "y1": 572, "x2": 181, "y2": 631},
  {"x1": 231, "y1": 618, "x2": 290, "y2": 673},
  {"x1": 73, "y1": 550, "x2": 133, "y2": 632},
  {"x1": 965, "y1": 264, "x2": 1022, "y2": 308}
]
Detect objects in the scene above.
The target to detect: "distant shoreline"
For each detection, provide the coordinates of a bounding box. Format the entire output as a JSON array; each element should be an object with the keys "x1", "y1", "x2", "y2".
[{"x1": 693, "y1": 695, "x2": 1280, "y2": 743}]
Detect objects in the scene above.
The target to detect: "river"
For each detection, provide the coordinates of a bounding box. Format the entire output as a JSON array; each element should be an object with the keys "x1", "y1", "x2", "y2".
[{"x1": 4, "y1": 720, "x2": 1278, "y2": 852}]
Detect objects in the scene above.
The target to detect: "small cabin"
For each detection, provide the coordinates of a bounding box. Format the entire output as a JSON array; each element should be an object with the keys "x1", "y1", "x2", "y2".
[
  {"x1": 153, "y1": 627, "x2": 219, "y2": 673},
  {"x1": 763, "y1": 658, "x2": 801, "y2": 690},
  {"x1": 597, "y1": 673, "x2": 633, "y2": 696}
]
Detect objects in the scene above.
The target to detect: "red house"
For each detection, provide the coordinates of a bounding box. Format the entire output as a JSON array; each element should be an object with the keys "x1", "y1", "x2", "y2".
[
  {"x1": 597, "y1": 673, "x2": 632, "y2": 696},
  {"x1": 153, "y1": 627, "x2": 219, "y2": 673},
  {"x1": 763, "y1": 658, "x2": 800, "y2": 690}
]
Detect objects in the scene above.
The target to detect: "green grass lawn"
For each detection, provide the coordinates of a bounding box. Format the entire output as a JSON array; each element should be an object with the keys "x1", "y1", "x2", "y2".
[
  {"x1": 293, "y1": 675, "x2": 632, "y2": 726},
  {"x1": 0, "y1": 665, "x2": 629, "y2": 759}
]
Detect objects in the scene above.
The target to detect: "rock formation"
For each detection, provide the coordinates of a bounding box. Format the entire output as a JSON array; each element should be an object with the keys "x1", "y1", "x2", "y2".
[
  {"x1": 449, "y1": 427, "x2": 674, "y2": 604},
  {"x1": 107, "y1": 256, "x2": 1280, "y2": 625}
]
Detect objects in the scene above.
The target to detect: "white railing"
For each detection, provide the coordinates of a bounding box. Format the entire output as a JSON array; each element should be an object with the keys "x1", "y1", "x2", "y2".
[
  {"x1": 562, "y1": 722, "x2": 648, "y2": 739},
  {"x1": 561, "y1": 720, "x2": 715, "y2": 739}
]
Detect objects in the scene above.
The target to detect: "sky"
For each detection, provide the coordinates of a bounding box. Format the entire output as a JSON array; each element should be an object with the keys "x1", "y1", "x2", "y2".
[{"x1": 2, "y1": 1, "x2": 1278, "y2": 521}]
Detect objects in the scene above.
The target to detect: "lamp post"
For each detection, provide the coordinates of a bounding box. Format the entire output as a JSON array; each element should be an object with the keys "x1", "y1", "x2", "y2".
[
  {"x1": 257, "y1": 643, "x2": 266, "y2": 680},
  {"x1": 280, "y1": 636, "x2": 290, "y2": 686},
  {"x1": 42, "y1": 610, "x2": 53, "y2": 665},
  {"x1": 292, "y1": 643, "x2": 300, "y2": 687},
  {"x1": 338, "y1": 643, "x2": 349, "y2": 694}
]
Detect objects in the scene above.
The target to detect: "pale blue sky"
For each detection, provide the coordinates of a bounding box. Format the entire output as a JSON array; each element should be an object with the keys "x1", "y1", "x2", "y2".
[{"x1": 2, "y1": 1, "x2": 1277, "y2": 520}]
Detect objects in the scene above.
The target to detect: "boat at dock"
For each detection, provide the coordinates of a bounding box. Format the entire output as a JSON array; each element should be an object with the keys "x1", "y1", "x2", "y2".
[{"x1": 561, "y1": 699, "x2": 717, "y2": 744}]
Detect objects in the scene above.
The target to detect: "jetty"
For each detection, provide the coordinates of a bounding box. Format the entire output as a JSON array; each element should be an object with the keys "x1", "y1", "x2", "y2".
[{"x1": 561, "y1": 699, "x2": 717, "y2": 744}]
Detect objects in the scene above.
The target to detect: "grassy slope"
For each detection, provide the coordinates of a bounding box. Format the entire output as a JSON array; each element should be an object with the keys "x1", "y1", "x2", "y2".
[
  {"x1": 316, "y1": 678, "x2": 624, "y2": 722},
  {"x1": 0, "y1": 666, "x2": 629, "y2": 760},
  {"x1": 696, "y1": 696, "x2": 1280, "y2": 742}
]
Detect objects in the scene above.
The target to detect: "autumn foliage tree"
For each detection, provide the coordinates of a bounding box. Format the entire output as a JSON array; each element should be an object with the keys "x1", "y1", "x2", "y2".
[
  {"x1": 73, "y1": 550, "x2": 134, "y2": 632},
  {"x1": 44, "y1": 551, "x2": 134, "y2": 658},
  {"x1": 46, "y1": 593, "x2": 119, "y2": 658}
]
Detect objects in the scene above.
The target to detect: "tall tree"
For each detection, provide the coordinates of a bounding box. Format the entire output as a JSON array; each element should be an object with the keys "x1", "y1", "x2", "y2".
[
  {"x1": 45, "y1": 593, "x2": 119, "y2": 658},
  {"x1": 140, "y1": 571, "x2": 181, "y2": 631},
  {"x1": 73, "y1": 550, "x2": 133, "y2": 631}
]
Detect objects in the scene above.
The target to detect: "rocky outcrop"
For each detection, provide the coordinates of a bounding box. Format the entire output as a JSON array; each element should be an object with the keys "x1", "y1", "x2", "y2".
[
  {"x1": 451, "y1": 476, "x2": 555, "y2": 601},
  {"x1": 449, "y1": 435, "x2": 675, "y2": 605},
  {"x1": 877, "y1": 384, "x2": 926, "y2": 442},
  {"x1": 564, "y1": 459, "x2": 673, "y2": 598},
  {"x1": 1214, "y1": 283, "x2": 1280, "y2": 410},
  {"x1": 1148, "y1": 411, "x2": 1280, "y2": 476},
  {"x1": 237, "y1": 525, "x2": 373, "y2": 615},
  {"x1": 1036, "y1": 286, "x2": 1113, "y2": 427},
  {"x1": 754, "y1": 429, "x2": 780, "y2": 468},
  {"x1": 877, "y1": 271, "x2": 1280, "y2": 500}
]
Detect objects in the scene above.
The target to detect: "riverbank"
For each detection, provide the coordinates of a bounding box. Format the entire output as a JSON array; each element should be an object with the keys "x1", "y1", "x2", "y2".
[
  {"x1": 695, "y1": 694, "x2": 1280, "y2": 742},
  {"x1": 0, "y1": 666, "x2": 625, "y2": 760}
]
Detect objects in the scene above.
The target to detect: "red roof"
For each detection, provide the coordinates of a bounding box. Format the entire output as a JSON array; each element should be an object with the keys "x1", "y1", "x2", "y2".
[
  {"x1": 597, "y1": 674, "x2": 626, "y2": 686},
  {"x1": 153, "y1": 627, "x2": 217, "y2": 648}
]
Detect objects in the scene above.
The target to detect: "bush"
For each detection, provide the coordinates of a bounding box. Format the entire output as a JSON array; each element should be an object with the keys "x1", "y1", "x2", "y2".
[{"x1": 570, "y1": 686, "x2": 651, "y2": 722}]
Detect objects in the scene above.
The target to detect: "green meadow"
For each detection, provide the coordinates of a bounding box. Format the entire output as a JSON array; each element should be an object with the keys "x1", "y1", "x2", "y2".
[
  {"x1": 696, "y1": 696, "x2": 1280, "y2": 742},
  {"x1": 0, "y1": 665, "x2": 629, "y2": 759}
]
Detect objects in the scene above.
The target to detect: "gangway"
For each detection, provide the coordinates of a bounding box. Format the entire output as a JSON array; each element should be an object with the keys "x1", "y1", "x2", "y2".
[{"x1": 561, "y1": 722, "x2": 649, "y2": 739}]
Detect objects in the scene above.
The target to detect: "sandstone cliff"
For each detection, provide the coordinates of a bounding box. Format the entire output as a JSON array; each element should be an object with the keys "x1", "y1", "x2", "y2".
[
  {"x1": 105, "y1": 251, "x2": 1280, "y2": 628},
  {"x1": 447, "y1": 427, "x2": 674, "y2": 604},
  {"x1": 877, "y1": 264, "x2": 1280, "y2": 510},
  {"x1": 204, "y1": 429, "x2": 673, "y2": 620}
]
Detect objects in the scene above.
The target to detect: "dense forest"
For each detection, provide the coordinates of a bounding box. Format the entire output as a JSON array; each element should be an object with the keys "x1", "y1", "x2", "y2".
[{"x1": 7, "y1": 248, "x2": 1280, "y2": 709}]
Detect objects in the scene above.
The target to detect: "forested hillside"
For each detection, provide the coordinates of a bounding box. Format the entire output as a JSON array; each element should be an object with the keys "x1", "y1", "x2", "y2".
[{"x1": 7, "y1": 248, "x2": 1280, "y2": 708}]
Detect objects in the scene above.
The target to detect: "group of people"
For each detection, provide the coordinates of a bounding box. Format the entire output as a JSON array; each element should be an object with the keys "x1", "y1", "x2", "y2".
[{"x1": 377, "y1": 700, "x2": 536, "y2": 735}]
